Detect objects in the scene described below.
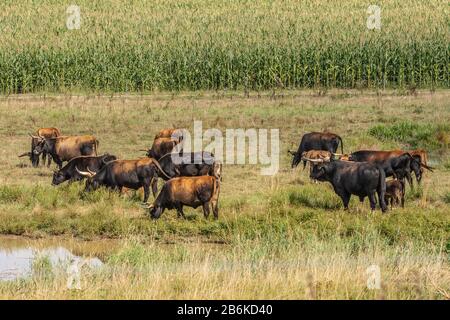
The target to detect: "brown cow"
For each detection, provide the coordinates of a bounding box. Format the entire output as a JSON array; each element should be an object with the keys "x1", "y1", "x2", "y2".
[
  {"x1": 19, "y1": 127, "x2": 61, "y2": 167},
  {"x1": 384, "y1": 179, "x2": 405, "y2": 209},
  {"x1": 76, "y1": 157, "x2": 171, "y2": 203},
  {"x1": 34, "y1": 135, "x2": 98, "y2": 169},
  {"x1": 148, "y1": 175, "x2": 220, "y2": 220}
]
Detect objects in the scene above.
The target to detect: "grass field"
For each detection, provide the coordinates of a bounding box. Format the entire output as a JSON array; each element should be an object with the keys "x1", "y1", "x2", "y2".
[
  {"x1": 0, "y1": 0, "x2": 448, "y2": 93},
  {"x1": 0, "y1": 90, "x2": 448, "y2": 299}
]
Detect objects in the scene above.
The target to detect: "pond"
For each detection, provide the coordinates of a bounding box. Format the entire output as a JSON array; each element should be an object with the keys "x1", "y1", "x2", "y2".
[{"x1": 0, "y1": 236, "x2": 114, "y2": 281}]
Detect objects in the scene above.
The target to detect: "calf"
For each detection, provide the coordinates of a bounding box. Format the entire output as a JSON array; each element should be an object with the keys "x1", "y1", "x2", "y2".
[
  {"x1": 384, "y1": 180, "x2": 405, "y2": 209},
  {"x1": 52, "y1": 153, "x2": 117, "y2": 185},
  {"x1": 148, "y1": 175, "x2": 220, "y2": 220},
  {"x1": 306, "y1": 158, "x2": 387, "y2": 212}
]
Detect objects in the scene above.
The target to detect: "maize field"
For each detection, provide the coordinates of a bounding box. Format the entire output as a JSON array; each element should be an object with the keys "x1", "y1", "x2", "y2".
[{"x1": 0, "y1": 0, "x2": 448, "y2": 93}]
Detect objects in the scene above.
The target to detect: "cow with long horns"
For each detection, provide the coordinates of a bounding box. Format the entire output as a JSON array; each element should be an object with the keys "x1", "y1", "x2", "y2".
[
  {"x1": 76, "y1": 157, "x2": 172, "y2": 203},
  {"x1": 289, "y1": 132, "x2": 344, "y2": 169},
  {"x1": 19, "y1": 127, "x2": 61, "y2": 167},
  {"x1": 33, "y1": 135, "x2": 99, "y2": 169},
  {"x1": 303, "y1": 156, "x2": 387, "y2": 213},
  {"x1": 51, "y1": 153, "x2": 117, "y2": 185}
]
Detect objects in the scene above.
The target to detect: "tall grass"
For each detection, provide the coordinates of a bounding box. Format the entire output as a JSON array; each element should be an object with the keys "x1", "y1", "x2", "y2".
[
  {"x1": 368, "y1": 121, "x2": 450, "y2": 150},
  {"x1": 0, "y1": 0, "x2": 448, "y2": 93}
]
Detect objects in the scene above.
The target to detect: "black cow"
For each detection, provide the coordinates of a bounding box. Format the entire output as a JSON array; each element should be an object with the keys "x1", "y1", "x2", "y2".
[
  {"x1": 306, "y1": 158, "x2": 387, "y2": 212},
  {"x1": 347, "y1": 151, "x2": 422, "y2": 185},
  {"x1": 289, "y1": 132, "x2": 343, "y2": 168},
  {"x1": 52, "y1": 154, "x2": 117, "y2": 185}
]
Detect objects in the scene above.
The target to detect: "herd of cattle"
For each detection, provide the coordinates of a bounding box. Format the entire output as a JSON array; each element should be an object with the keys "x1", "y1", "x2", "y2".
[
  {"x1": 18, "y1": 128, "x2": 433, "y2": 218},
  {"x1": 288, "y1": 132, "x2": 433, "y2": 212},
  {"x1": 19, "y1": 128, "x2": 220, "y2": 219}
]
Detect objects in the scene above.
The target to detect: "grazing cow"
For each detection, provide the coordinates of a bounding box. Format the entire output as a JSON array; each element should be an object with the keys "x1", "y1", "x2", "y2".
[
  {"x1": 384, "y1": 180, "x2": 405, "y2": 209},
  {"x1": 76, "y1": 158, "x2": 171, "y2": 203},
  {"x1": 19, "y1": 127, "x2": 61, "y2": 167},
  {"x1": 33, "y1": 135, "x2": 99, "y2": 169},
  {"x1": 144, "y1": 137, "x2": 180, "y2": 160},
  {"x1": 347, "y1": 150, "x2": 433, "y2": 186},
  {"x1": 289, "y1": 132, "x2": 344, "y2": 168},
  {"x1": 51, "y1": 154, "x2": 117, "y2": 185},
  {"x1": 148, "y1": 175, "x2": 220, "y2": 220},
  {"x1": 305, "y1": 158, "x2": 387, "y2": 212}
]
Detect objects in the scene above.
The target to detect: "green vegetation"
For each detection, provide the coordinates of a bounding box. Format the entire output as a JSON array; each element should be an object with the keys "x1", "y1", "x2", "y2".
[
  {"x1": 0, "y1": 0, "x2": 448, "y2": 93},
  {"x1": 368, "y1": 121, "x2": 450, "y2": 150},
  {"x1": 0, "y1": 91, "x2": 448, "y2": 299}
]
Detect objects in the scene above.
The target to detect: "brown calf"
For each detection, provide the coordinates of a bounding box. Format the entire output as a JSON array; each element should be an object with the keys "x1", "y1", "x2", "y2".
[{"x1": 384, "y1": 179, "x2": 405, "y2": 209}]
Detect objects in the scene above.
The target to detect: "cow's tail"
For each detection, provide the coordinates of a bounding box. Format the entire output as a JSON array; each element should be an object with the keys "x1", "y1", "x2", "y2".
[
  {"x1": 377, "y1": 166, "x2": 387, "y2": 212},
  {"x1": 337, "y1": 135, "x2": 344, "y2": 154},
  {"x1": 94, "y1": 139, "x2": 99, "y2": 156}
]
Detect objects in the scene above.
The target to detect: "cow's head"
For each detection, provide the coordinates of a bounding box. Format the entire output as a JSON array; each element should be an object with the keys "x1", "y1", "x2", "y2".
[
  {"x1": 302, "y1": 156, "x2": 333, "y2": 181},
  {"x1": 75, "y1": 166, "x2": 100, "y2": 192},
  {"x1": 148, "y1": 204, "x2": 163, "y2": 219},
  {"x1": 27, "y1": 134, "x2": 46, "y2": 167},
  {"x1": 288, "y1": 150, "x2": 301, "y2": 168},
  {"x1": 33, "y1": 136, "x2": 55, "y2": 155},
  {"x1": 100, "y1": 153, "x2": 117, "y2": 165},
  {"x1": 52, "y1": 170, "x2": 67, "y2": 185}
]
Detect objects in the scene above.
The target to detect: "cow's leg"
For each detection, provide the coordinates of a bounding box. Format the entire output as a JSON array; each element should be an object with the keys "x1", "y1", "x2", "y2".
[
  {"x1": 202, "y1": 202, "x2": 210, "y2": 219},
  {"x1": 41, "y1": 152, "x2": 46, "y2": 167},
  {"x1": 46, "y1": 152, "x2": 52, "y2": 167},
  {"x1": 368, "y1": 192, "x2": 377, "y2": 211},
  {"x1": 151, "y1": 177, "x2": 158, "y2": 197},
  {"x1": 176, "y1": 204, "x2": 186, "y2": 219},
  {"x1": 337, "y1": 190, "x2": 351, "y2": 211},
  {"x1": 143, "y1": 184, "x2": 150, "y2": 203}
]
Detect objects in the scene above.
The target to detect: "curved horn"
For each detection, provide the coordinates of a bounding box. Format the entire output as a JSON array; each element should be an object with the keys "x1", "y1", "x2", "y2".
[
  {"x1": 18, "y1": 152, "x2": 31, "y2": 158},
  {"x1": 86, "y1": 167, "x2": 96, "y2": 176},
  {"x1": 149, "y1": 158, "x2": 172, "y2": 180},
  {"x1": 301, "y1": 157, "x2": 324, "y2": 163},
  {"x1": 29, "y1": 133, "x2": 40, "y2": 139},
  {"x1": 75, "y1": 166, "x2": 94, "y2": 178},
  {"x1": 288, "y1": 150, "x2": 296, "y2": 155}
]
